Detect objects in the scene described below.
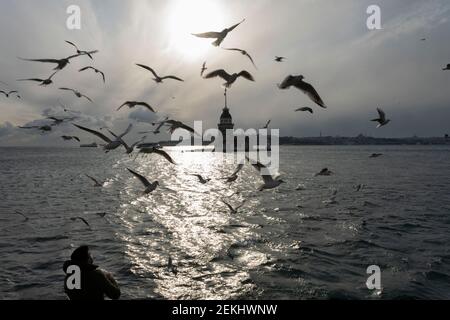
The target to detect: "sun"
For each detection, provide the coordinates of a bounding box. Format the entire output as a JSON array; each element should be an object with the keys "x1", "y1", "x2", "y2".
[{"x1": 167, "y1": 0, "x2": 227, "y2": 60}]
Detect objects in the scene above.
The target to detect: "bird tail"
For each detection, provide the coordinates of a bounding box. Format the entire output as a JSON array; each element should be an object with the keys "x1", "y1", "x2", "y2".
[{"x1": 213, "y1": 38, "x2": 224, "y2": 47}]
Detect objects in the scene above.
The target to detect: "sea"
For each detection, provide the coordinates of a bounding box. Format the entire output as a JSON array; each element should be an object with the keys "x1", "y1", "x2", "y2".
[{"x1": 1, "y1": 145, "x2": 450, "y2": 300}]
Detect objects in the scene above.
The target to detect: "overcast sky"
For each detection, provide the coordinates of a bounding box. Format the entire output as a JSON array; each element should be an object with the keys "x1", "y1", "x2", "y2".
[{"x1": 1, "y1": 0, "x2": 449, "y2": 146}]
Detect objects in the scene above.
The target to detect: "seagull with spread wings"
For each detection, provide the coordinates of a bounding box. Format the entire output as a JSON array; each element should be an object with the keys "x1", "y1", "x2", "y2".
[
  {"x1": 59, "y1": 88, "x2": 93, "y2": 102},
  {"x1": 136, "y1": 64, "x2": 184, "y2": 83},
  {"x1": 371, "y1": 108, "x2": 391, "y2": 128},
  {"x1": 127, "y1": 168, "x2": 159, "y2": 194},
  {"x1": 17, "y1": 71, "x2": 58, "y2": 86},
  {"x1": 73, "y1": 123, "x2": 133, "y2": 152},
  {"x1": 19, "y1": 54, "x2": 81, "y2": 71},
  {"x1": 79, "y1": 66, "x2": 105, "y2": 83},
  {"x1": 247, "y1": 157, "x2": 285, "y2": 191},
  {"x1": 70, "y1": 217, "x2": 91, "y2": 228},
  {"x1": 275, "y1": 56, "x2": 286, "y2": 62},
  {"x1": 204, "y1": 69, "x2": 255, "y2": 88},
  {"x1": 223, "y1": 48, "x2": 257, "y2": 68},
  {"x1": 201, "y1": 62, "x2": 208, "y2": 77},
  {"x1": 278, "y1": 75, "x2": 327, "y2": 108},
  {"x1": 117, "y1": 101, "x2": 155, "y2": 113},
  {"x1": 0, "y1": 90, "x2": 18, "y2": 98},
  {"x1": 136, "y1": 147, "x2": 176, "y2": 165},
  {"x1": 65, "y1": 41, "x2": 98, "y2": 59},
  {"x1": 192, "y1": 19, "x2": 245, "y2": 47}
]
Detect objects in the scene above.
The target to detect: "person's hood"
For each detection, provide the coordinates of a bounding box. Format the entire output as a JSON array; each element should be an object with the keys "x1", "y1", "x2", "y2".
[{"x1": 63, "y1": 260, "x2": 98, "y2": 273}]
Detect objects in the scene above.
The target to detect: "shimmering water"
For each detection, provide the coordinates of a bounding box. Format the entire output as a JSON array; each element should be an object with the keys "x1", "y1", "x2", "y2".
[{"x1": 1, "y1": 146, "x2": 450, "y2": 300}]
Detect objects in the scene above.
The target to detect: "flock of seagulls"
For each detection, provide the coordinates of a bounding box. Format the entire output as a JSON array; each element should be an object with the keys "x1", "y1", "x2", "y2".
[{"x1": 2, "y1": 18, "x2": 449, "y2": 238}]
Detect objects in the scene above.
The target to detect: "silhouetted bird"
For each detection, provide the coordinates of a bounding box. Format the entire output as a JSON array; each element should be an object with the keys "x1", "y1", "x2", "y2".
[
  {"x1": 275, "y1": 56, "x2": 286, "y2": 62},
  {"x1": 192, "y1": 19, "x2": 245, "y2": 47},
  {"x1": 371, "y1": 108, "x2": 390, "y2": 128},
  {"x1": 79, "y1": 66, "x2": 105, "y2": 83},
  {"x1": 19, "y1": 55, "x2": 81, "y2": 70},
  {"x1": 127, "y1": 168, "x2": 159, "y2": 194},
  {"x1": 17, "y1": 71, "x2": 58, "y2": 86},
  {"x1": 0, "y1": 90, "x2": 18, "y2": 98},
  {"x1": 136, "y1": 64, "x2": 184, "y2": 83},
  {"x1": 117, "y1": 101, "x2": 155, "y2": 113},
  {"x1": 204, "y1": 69, "x2": 254, "y2": 88},
  {"x1": 295, "y1": 107, "x2": 314, "y2": 114},
  {"x1": 65, "y1": 41, "x2": 98, "y2": 59},
  {"x1": 59, "y1": 88, "x2": 93, "y2": 102},
  {"x1": 223, "y1": 48, "x2": 257, "y2": 68},
  {"x1": 278, "y1": 75, "x2": 326, "y2": 108}
]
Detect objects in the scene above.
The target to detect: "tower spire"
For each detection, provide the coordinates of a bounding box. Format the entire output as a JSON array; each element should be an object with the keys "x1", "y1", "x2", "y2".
[{"x1": 224, "y1": 88, "x2": 228, "y2": 109}]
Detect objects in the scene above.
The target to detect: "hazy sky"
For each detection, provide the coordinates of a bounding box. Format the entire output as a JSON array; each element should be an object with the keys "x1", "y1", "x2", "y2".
[{"x1": 1, "y1": 0, "x2": 449, "y2": 146}]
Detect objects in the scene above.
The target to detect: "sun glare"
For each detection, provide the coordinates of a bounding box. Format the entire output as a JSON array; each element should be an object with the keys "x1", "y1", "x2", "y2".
[{"x1": 167, "y1": 0, "x2": 227, "y2": 60}]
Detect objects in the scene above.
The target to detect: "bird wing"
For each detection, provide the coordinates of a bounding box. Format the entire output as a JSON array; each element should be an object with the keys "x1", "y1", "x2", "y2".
[
  {"x1": 136, "y1": 102, "x2": 156, "y2": 113},
  {"x1": 117, "y1": 102, "x2": 129, "y2": 111},
  {"x1": 278, "y1": 75, "x2": 295, "y2": 89},
  {"x1": 73, "y1": 124, "x2": 112, "y2": 143},
  {"x1": 0, "y1": 91, "x2": 6, "y2": 96},
  {"x1": 136, "y1": 64, "x2": 159, "y2": 78},
  {"x1": 192, "y1": 31, "x2": 222, "y2": 39},
  {"x1": 81, "y1": 94, "x2": 93, "y2": 102},
  {"x1": 118, "y1": 124, "x2": 133, "y2": 139},
  {"x1": 73, "y1": 136, "x2": 80, "y2": 142},
  {"x1": 127, "y1": 168, "x2": 151, "y2": 187},
  {"x1": 17, "y1": 78, "x2": 44, "y2": 82},
  {"x1": 226, "y1": 19, "x2": 246, "y2": 33},
  {"x1": 153, "y1": 149, "x2": 176, "y2": 165},
  {"x1": 20, "y1": 58, "x2": 60, "y2": 64},
  {"x1": 221, "y1": 200, "x2": 235, "y2": 213},
  {"x1": 245, "y1": 53, "x2": 257, "y2": 68},
  {"x1": 59, "y1": 87, "x2": 75, "y2": 93},
  {"x1": 231, "y1": 163, "x2": 244, "y2": 176},
  {"x1": 224, "y1": 48, "x2": 243, "y2": 53},
  {"x1": 377, "y1": 108, "x2": 386, "y2": 121},
  {"x1": 86, "y1": 174, "x2": 101, "y2": 186},
  {"x1": 204, "y1": 69, "x2": 231, "y2": 81},
  {"x1": 99, "y1": 71, "x2": 106, "y2": 83},
  {"x1": 161, "y1": 75, "x2": 184, "y2": 82},
  {"x1": 8, "y1": 91, "x2": 18, "y2": 95},
  {"x1": 294, "y1": 80, "x2": 326, "y2": 108},
  {"x1": 237, "y1": 70, "x2": 255, "y2": 81},
  {"x1": 79, "y1": 66, "x2": 92, "y2": 72},
  {"x1": 65, "y1": 40, "x2": 79, "y2": 50}
]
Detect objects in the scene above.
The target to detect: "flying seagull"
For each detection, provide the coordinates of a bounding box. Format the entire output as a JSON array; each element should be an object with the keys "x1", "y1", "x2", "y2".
[
  {"x1": 223, "y1": 48, "x2": 257, "y2": 68},
  {"x1": 443, "y1": 64, "x2": 450, "y2": 71},
  {"x1": 108, "y1": 133, "x2": 146, "y2": 155},
  {"x1": 190, "y1": 174, "x2": 211, "y2": 184},
  {"x1": 165, "y1": 120, "x2": 196, "y2": 135},
  {"x1": 19, "y1": 54, "x2": 81, "y2": 70},
  {"x1": 192, "y1": 19, "x2": 245, "y2": 47},
  {"x1": 295, "y1": 107, "x2": 314, "y2": 114},
  {"x1": 278, "y1": 75, "x2": 327, "y2": 108},
  {"x1": 59, "y1": 88, "x2": 93, "y2": 102},
  {"x1": 70, "y1": 217, "x2": 91, "y2": 228},
  {"x1": 201, "y1": 62, "x2": 207, "y2": 77},
  {"x1": 136, "y1": 64, "x2": 184, "y2": 83},
  {"x1": 61, "y1": 135, "x2": 80, "y2": 142},
  {"x1": 85, "y1": 174, "x2": 103, "y2": 187},
  {"x1": 371, "y1": 108, "x2": 390, "y2": 128},
  {"x1": 275, "y1": 56, "x2": 286, "y2": 62},
  {"x1": 0, "y1": 90, "x2": 18, "y2": 98},
  {"x1": 221, "y1": 200, "x2": 246, "y2": 214},
  {"x1": 247, "y1": 157, "x2": 285, "y2": 191},
  {"x1": 79, "y1": 66, "x2": 105, "y2": 83},
  {"x1": 127, "y1": 168, "x2": 159, "y2": 194},
  {"x1": 73, "y1": 123, "x2": 132, "y2": 152},
  {"x1": 136, "y1": 147, "x2": 176, "y2": 165},
  {"x1": 117, "y1": 101, "x2": 155, "y2": 113},
  {"x1": 204, "y1": 69, "x2": 255, "y2": 88},
  {"x1": 17, "y1": 71, "x2": 58, "y2": 86},
  {"x1": 65, "y1": 41, "x2": 99, "y2": 59},
  {"x1": 263, "y1": 120, "x2": 271, "y2": 129}
]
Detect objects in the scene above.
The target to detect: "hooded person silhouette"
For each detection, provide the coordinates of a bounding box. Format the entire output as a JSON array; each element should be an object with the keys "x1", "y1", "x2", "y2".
[{"x1": 63, "y1": 246, "x2": 120, "y2": 300}]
